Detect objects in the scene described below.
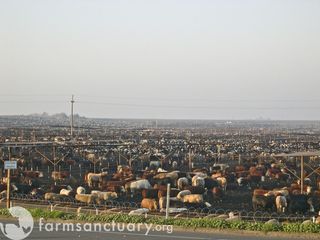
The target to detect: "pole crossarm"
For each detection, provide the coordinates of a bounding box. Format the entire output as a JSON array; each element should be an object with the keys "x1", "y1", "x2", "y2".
[
  {"x1": 304, "y1": 163, "x2": 320, "y2": 178},
  {"x1": 282, "y1": 164, "x2": 300, "y2": 180},
  {"x1": 116, "y1": 150, "x2": 131, "y2": 163},
  {"x1": 35, "y1": 149, "x2": 54, "y2": 165},
  {"x1": 35, "y1": 148, "x2": 70, "y2": 166}
]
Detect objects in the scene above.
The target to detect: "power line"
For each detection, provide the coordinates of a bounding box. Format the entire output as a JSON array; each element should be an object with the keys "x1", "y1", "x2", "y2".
[
  {"x1": 0, "y1": 94, "x2": 69, "y2": 97},
  {"x1": 0, "y1": 100, "x2": 68, "y2": 104},
  {"x1": 77, "y1": 100, "x2": 320, "y2": 110},
  {"x1": 76, "y1": 95, "x2": 320, "y2": 103}
]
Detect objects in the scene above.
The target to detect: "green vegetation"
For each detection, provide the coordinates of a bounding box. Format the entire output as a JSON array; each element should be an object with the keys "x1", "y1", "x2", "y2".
[{"x1": 0, "y1": 208, "x2": 319, "y2": 233}]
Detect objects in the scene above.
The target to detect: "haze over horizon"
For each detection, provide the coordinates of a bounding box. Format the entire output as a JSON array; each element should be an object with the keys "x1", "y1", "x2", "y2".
[{"x1": 1, "y1": 1, "x2": 320, "y2": 120}]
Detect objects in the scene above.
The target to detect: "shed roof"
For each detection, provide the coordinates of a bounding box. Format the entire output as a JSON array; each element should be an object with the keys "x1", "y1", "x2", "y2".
[{"x1": 274, "y1": 151, "x2": 320, "y2": 157}]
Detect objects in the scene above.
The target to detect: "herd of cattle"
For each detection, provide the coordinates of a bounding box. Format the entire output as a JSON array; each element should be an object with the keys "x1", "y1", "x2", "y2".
[{"x1": 1, "y1": 159, "x2": 320, "y2": 217}]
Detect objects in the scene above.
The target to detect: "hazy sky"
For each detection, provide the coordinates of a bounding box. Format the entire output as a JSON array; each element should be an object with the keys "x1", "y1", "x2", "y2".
[{"x1": 1, "y1": 0, "x2": 320, "y2": 120}]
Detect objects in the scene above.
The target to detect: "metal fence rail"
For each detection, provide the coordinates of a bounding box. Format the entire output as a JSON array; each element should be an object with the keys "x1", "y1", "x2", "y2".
[{"x1": 5, "y1": 193, "x2": 314, "y2": 223}]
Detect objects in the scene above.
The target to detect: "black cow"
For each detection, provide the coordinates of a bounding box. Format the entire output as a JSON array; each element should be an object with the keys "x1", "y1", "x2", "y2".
[
  {"x1": 184, "y1": 186, "x2": 206, "y2": 195},
  {"x1": 252, "y1": 195, "x2": 275, "y2": 212},
  {"x1": 142, "y1": 189, "x2": 158, "y2": 199},
  {"x1": 12, "y1": 184, "x2": 33, "y2": 194},
  {"x1": 204, "y1": 178, "x2": 219, "y2": 190},
  {"x1": 288, "y1": 194, "x2": 312, "y2": 214}
]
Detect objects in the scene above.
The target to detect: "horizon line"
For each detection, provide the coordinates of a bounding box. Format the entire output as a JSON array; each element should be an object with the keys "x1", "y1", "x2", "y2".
[{"x1": 2, "y1": 113, "x2": 320, "y2": 122}]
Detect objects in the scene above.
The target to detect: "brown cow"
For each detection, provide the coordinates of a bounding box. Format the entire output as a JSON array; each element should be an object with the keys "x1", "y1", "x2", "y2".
[
  {"x1": 141, "y1": 198, "x2": 158, "y2": 211},
  {"x1": 159, "y1": 197, "x2": 184, "y2": 209},
  {"x1": 183, "y1": 194, "x2": 203, "y2": 204},
  {"x1": 212, "y1": 187, "x2": 223, "y2": 201},
  {"x1": 235, "y1": 165, "x2": 246, "y2": 172},
  {"x1": 253, "y1": 189, "x2": 269, "y2": 196},
  {"x1": 23, "y1": 171, "x2": 43, "y2": 178},
  {"x1": 52, "y1": 171, "x2": 70, "y2": 181},
  {"x1": 66, "y1": 159, "x2": 76, "y2": 166},
  {"x1": 101, "y1": 181, "x2": 125, "y2": 194},
  {"x1": 158, "y1": 189, "x2": 180, "y2": 199}
]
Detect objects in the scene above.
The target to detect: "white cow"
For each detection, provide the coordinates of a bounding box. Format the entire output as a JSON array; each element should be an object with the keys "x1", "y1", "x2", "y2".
[
  {"x1": 192, "y1": 176, "x2": 205, "y2": 188},
  {"x1": 177, "y1": 190, "x2": 191, "y2": 200},
  {"x1": 91, "y1": 190, "x2": 118, "y2": 201},
  {"x1": 76, "y1": 186, "x2": 86, "y2": 195},
  {"x1": 275, "y1": 195, "x2": 287, "y2": 213},
  {"x1": 87, "y1": 172, "x2": 108, "y2": 187},
  {"x1": 60, "y1": 189, "x2": 73, "y2": 197},
  {"x1": 125, "y1": 179, "x2": 151, "y2": 196},
  {"x1": 177, "y1": 177, "x2": 189, "y2": 190}
]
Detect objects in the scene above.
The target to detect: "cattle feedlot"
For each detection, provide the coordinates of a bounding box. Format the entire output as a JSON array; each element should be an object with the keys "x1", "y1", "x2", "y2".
[{"x1": 0, "y1": 120, "x2": 320, "y2": 240}]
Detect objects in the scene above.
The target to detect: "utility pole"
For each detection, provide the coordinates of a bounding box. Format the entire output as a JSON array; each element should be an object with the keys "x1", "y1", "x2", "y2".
[
  {"x1": 53, "y1": 144, "x2": 56, "y2": 185},
  {"x1": 32, "y1": 129, "x2": 36, "y2": 142},
  {"x1": 188, "y1": 148, "x2": 192, "y2": 171},
  {"x1": 300, "y1": 155, "x2": 304, "y2": 194},
  {"x1": 20, "y1": 130, "x2": 24, "y2": 141},
  {"x1": 70, "y1": 95, "x2": 75, "y2": 140},
  {"x1": 6, "y1": 147, "x2": 11, "y2": 209}
]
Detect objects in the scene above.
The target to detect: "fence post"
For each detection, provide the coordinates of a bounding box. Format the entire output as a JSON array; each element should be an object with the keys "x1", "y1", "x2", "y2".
[
  {"x1": 77, "y1": 207, "x2": 82, "y2": 217},
  {"x1": 165, "y1": 183, "x2": 170, "y2": 219}
]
